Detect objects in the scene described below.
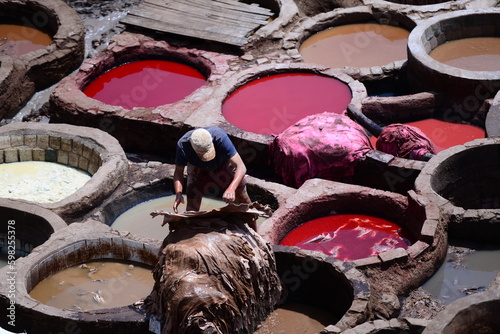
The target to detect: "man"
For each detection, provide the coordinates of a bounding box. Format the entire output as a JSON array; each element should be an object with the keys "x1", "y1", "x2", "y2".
[{"x1": 173, "y1": 127, "x2": 254, "y2": 227}]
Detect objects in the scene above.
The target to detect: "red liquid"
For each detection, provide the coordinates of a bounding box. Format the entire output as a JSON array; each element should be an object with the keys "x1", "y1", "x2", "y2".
[
  {"x1": 405, "y1": 119, "x2": 485, "y2": 153},
  {"x1": 222, "y1": 73, "x2": 352, "y2": 135},
  {"x1": 83, "y1": 60, "x2": 206, "y2": 109},
  {"x1": 279, "y1": 214, "x2": 413, "y2": 262}
]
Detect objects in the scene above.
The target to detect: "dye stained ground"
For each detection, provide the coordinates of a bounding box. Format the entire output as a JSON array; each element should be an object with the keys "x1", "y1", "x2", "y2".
[{"x1": 4, "y1": 0, "x2": 499, "y2": 324}]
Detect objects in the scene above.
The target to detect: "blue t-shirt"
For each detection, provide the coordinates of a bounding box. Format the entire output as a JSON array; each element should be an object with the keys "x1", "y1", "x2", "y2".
[{"x1": 175, "y1": 127, "x2": 237, "y2": 171}]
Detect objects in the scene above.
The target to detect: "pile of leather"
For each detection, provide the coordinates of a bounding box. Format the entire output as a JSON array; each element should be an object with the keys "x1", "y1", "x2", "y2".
[{"x1": 145, "y1": 203, "x2": 284, "y2": 334}]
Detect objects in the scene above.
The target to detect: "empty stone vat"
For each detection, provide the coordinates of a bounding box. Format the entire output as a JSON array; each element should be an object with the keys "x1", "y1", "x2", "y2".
[
  {"x1": 422, "y1": 290, "x2": 500, "y2": 334},
  {"x1": 0, "y1": 198, "x2": 67, "y2": 268},
  {"x1": 0, "y1": 122, "x2": 127, "y2": 218},
  {"x1": 407, "y1": 9, "x2": 500, "y2": 99},
  {"x1": 0, "y1": 54, "x2": 34, "y2": 119},
  {"x1": 0, "y1": 221, "x2": 159, "y2": 334},
  {"x1": 50, "y1": 32, "x2": 233, "y2": 158},
  {"x1": 0, "y1": 0, "x2": 85, "y2": 90},
  {"x1": 260, "y1": 178, "x2": 447, "y2": 318},
  {"x1": 485, "y1": 90, "x2": 500, "y2": 137},
  {"x1": 272, "y1": 245, "x2": 371, "y2": 331},
  {"x1": 415, "y1": 137, "x2": 500, "y2": 242}
]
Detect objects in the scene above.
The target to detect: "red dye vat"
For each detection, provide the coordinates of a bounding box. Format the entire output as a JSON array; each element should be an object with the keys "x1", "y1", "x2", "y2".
[
  {"x1": 279, "y1": 214, "x2": 413, "y2": 262},
  {"x1": 405, "y1": 119, "x2": 485, "y2": 153},
  {"x1": 222, "y1": 73, "x2": 352, "y2": 136},
  {"x1": 83, "y1": 60, "x2": 206, "y2": 109}
]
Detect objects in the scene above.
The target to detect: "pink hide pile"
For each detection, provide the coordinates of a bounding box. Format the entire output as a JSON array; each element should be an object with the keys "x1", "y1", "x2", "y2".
[{"x1": 376, "y1": 123, "x2": 435, "y2": 160}]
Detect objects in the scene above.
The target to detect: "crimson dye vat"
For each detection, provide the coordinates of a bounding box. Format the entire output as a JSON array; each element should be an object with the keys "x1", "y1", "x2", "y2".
[
  {"x1": 299, "y1": 23, "x2": 410, "y2": 69},
  {"x1": 429, "y1": 37, "x2": 500, "y2": 72},
  {"x1": 83, "y1": 59, "x2": 206, "y2": 109},
  {"x1": 0, "y1": 23, "x2": 52, "y2": 56},
  {"x1": 279, "y1": 213, "x2": 414, "y2": 262},
  {"x1": 222, "y1": 72, "x2": 352, "y2": 135}
]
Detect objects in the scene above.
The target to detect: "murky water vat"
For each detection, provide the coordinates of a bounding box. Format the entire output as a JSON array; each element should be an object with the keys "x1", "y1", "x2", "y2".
[
  {"x1": 0, "y1": 54, "x2": 34, "y2": 119},
  {"x1": 0, "y1": 221, "x2": 159, "y2": 334},
  {"x1": 407, "y1": 9, "x2": 500, "y2": 99},
  {"x1": 271, "y1": 246, "x2": 371, "y2": 331},
  {"x1": 422, "y1": 290, "x2": 500, "y2": 334},
  {"x1": 0, "y1": 122, "x2": 127, "y2": 218},
  {"x1": 0, "y1": 198, "x2": 67, "y2": 269},
  {"x1": 0, "y1": 0, "x2": 84, "y2": 90},
  {"x1": 261, "y1": 178, "x2": 447, "y2": 318},
  {"x1": 415, "y1": 137, "x2": 500, "y2": 243},
  {"x1": 50, "y1": 32, "x2": 231, "y2": 158}
]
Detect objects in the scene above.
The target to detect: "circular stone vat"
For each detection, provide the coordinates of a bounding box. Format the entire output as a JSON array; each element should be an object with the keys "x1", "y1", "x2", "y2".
[
  {"x1": 260, "y1": 179, "x2": 447, "y2": 303},
  {"x1": 0, "y1": 54, "x2": 34, "y2": 119},
  {"x1": 0, "y1": 198, "x2": 67, "y2": 268},
  {"x1": 0, "y1": 0, "x2": 84, "y2": 90},
  {"x1": 0, "y1": 221, "x2": 158, "y2": 334},
  {"x1": 283, "y1": 7, "x2": 415, "y2": 79},
  {"x1": 407, "y1": 9, "x2": 500, "y2": 98},
  {"x1": 415, "y1": 137, "x2": 500, "y2": 242},
  {"x1": 272, "y1": 245, "x2": 371, "y2": 331},
  {"x1": 222, "y1": 72, "x2": 352, "y2": 136},
  {"x1": 50, "y1": 32, "x2": 231, "y2": 157},
  {"x1": 0, "y1": 122, "x2": 127, "y2": 218},
  {"x1": 422, "y1": 290, "x2": 500, "y2": 334}
]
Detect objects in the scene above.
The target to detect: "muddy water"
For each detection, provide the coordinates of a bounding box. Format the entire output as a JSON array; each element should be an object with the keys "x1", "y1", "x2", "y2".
[
  {"x1": 421, "y1": 240, "x2": 500, "y2": 305},
  {"x1": 83, "y1": 59, "x2": 206, "y2": 109},
  {"x1": 0, "y1": 23, "x2": 52, "y2": 56},
  {"x1": 222, "y1": 73, "x2": 352, "y2": 136},
  {"x1": 29, "y1": 260, "x2": 154, "y2": 311},
  {"x1": 0, "y1": 161, "x2": 91, "y2": 203},
  {"x1": 254, "y1": 303, "x2": 335, "y2": 334},
  {"x1": 279, "y1": 214, "x2": 413, "y2": 262},
  {"x1": 299, "y1": 23, "x2": 410, "y2": 68},
  {"x1": 112, "y1": 195, "x2": 228, "y2": 239},
  {"x1": 429, "y1": 37, "x2": 500, "y2": 71}
]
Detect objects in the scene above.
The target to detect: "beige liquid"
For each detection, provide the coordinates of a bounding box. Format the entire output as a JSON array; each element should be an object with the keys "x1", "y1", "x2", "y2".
[
  {"x1": 0, "y1": 161, "x2": 91, "y2": 203},
  {"x1": 300, "y1": 23, "x2": 410, "y2": 68},
  {"x1": 255, "y1": 303, "x2": 336, "y2": 334},
  {"x1": 29, "y1": 260, "x2": 154, "y2": 311},
  {"x1": 0, "y1": 23, "x2": 52, "y2": 55},
  {"x1": 112, "y1": 195, "x2": 267, "y2": 240},
  {"x1": 429, "y1": 37, "x2": 500, "y2": 71}
]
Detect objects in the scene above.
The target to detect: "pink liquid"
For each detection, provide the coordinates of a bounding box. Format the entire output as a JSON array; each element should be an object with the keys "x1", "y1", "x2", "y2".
[
  {"x1": 279, "y1": 214, "x2": 413, "y2": 262},
  {"x1": 222, "y1": 73, "x2": 352, "y2": 135},
  {"x1": 405, "y1": 119, "x2": 485, "y2": 153},
  {"x1": 84, "y1": 60, "x2": 206, "y2": 109}
]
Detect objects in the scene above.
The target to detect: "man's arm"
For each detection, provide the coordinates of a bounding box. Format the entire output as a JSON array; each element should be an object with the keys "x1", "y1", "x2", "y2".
[
  {"x1": 223, "y1": 153, "x2": 247, "y2": 203},
  {"x1": 173, "y1": 165, "x2": 186, "y2": 213}
]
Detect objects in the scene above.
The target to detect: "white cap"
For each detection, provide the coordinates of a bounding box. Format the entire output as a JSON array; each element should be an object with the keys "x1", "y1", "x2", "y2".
[{"x1": 189, "y1": 128, "x2": 216, "y2": 161}]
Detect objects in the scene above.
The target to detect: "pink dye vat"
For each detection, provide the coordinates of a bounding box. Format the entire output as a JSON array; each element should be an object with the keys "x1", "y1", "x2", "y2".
[
  {"x1": 279, "y1": 214, "x2": 413, "y2": 262},
  {"x1": 405, "y1": 119, "x2": 485, "y2": 153},
  {"x1": 83, "y1": 59, "x2": 206, "y2": 109},
  {"x1": 222, "y1": 73, "x2": 352, "y2": 136}
]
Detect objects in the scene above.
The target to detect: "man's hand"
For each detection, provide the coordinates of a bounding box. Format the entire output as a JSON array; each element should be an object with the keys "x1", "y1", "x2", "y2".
[
  {"x1": 173, "y1": 192, "x2": 184, "y2": 213},
  {"x1": 222, "y1": 188, "x2": 236, "y2": 203}
]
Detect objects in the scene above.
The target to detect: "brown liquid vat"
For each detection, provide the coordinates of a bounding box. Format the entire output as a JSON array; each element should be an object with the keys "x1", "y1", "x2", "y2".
[
  {"x1": 272, "y1": 245, "x2": 371, "y2": 331},
  {"x1": 282, "y1": 7, "x2": 416, "y2": 80},
  {"x1": 407, "y1": 9, "x2": 500, "y2": 99},
  {"x1": 422, "y1": 290, "x2": 500, "y2": 334},
  {"x1": 0, "y1": 54, "x2": 34, "y2": 119},
  {"x1": 183, "y1": 62, "x2": 366, "y2": 180},
  {"x1": 49, "y1": 32, "x2": 234, "y2": 159},
  {"x1": 260, "y1": 178, "x2": 448, "y2": 319},
  {"x1": 0, "y1": 221, "x2": 159, "y2": 334},
  {"x1": 0, "y1": 122, "x2": 127, "y2": 219},
  {"x1": 0, "y1": 0, "x2": 85, "y2": 91},
  {"x1": 414, "y1": 138, "x2": 500, "y2": 243}
]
